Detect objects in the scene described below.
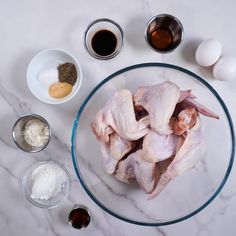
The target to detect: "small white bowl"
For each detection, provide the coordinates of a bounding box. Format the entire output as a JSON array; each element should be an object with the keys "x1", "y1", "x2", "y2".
[{"x1": 27, "y1": 49, "x2": 82, "y2": 104}]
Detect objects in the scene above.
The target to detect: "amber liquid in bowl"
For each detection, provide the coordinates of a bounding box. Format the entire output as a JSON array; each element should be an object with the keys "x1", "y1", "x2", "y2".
[{"x1": 149, "y1": 27, "x2": 173, "y2": 51}]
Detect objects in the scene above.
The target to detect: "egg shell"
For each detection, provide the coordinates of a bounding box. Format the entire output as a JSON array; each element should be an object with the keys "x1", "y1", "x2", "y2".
[
  {"x1": 195, "y1": 39, "x2": 222, "y2": 67},
  {"x1": 213, "y1": 56, "x2": 236, "y2": 81}
]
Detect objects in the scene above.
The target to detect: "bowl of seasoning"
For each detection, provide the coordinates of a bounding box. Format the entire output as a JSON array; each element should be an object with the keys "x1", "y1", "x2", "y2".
[
  {"x1": 84, "y1": 18, "x2": 124, "y2": 60},
  {"x1": 27, "y1": 48, "x2": 82, "y2": 104},
  {"x1": 145, "y1": 14, "x2": 184, "y2": 53},
  {"x1": 22, "y1": 160, "x2": 71, "y2": 208},
  {"x1": 12, "y1": 114, "x2": 51, "y2": 152}
]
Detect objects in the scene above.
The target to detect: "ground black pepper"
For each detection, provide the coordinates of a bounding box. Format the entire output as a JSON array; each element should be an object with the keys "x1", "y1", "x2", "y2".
[{"x1": 57, "y1": 62, "x2": 77, "y2": 86}]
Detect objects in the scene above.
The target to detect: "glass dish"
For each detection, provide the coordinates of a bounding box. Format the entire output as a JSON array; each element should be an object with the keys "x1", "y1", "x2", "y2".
[
  {"x1": 84, "y1": 18, "x2": 124, "y2": 60},
  {"x1": 22, "y1": 160, "x2": 71, "y2": 209},
  {"x1": 71, "y1": 63, "x2": 235, "y2": 226}
]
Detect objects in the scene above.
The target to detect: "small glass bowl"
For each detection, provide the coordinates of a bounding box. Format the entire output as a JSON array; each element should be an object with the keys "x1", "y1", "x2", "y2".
[
  {"x1": 22, "y1": 160, "x2": 71, "y2": 209},
  {"x1": 84, "y1": 18, "x2": 124, "y2": 60},
  {"x1": 12, "y1": 114, "x2": 51, "y2": 153}
]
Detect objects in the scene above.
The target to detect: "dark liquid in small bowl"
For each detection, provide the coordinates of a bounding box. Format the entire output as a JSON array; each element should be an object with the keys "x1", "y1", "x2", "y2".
[
  {"x1": 69, "y1": 207, "x2": 90, "y2": 229},
  {"x1": 91, "y1": 30, "x2": 117, "y2": 56}
]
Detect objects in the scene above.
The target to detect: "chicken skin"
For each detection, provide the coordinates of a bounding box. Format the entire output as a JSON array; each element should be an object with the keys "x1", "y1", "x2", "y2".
[
  {"x1": 133, "y1": 81, "x2": 180, "y2": 135},
  {"x1": 92, "y1": 89, "x2": 150, "y2": 142},
  {"x1": 148, "y1": 118, "x2": 206, "y2": 199},
  {"x1": 114, "y1": 150, "x2": 160, "y2": 193}
]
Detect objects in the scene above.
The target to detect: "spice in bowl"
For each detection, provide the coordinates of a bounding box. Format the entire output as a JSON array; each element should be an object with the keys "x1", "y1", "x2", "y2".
[
  {"x1": 48, "y1": 62, "x2": 77, "y2": 99},
  {"x1": 58, "y1": 62, "x2": 77, "y2": 86},
  {"x1": 49, "y1": 82, "x2": 73, "y2": 98},
  {"x1": 23, "y1": 119, "x2": 50, "y2": 148},
  {"x1": 38, "y1": 62, "x2": 78, "y2": 99},
  {"x1": 12, "y1": 114, "x2": 51, "y2": 152}
]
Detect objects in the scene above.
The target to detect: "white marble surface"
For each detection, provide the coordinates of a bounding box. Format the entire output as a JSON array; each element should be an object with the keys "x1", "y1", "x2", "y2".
[{"x1": 0, "y1": 0, "x2": 235, "y2": 235}]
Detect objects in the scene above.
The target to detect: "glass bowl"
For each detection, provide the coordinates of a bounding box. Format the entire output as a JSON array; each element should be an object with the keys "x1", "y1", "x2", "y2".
[
  {"x1": 84, "y1": 18, "x2": 124, "y2": 60},
  {"x1": 22, "y1": 160, "x2": 71, "y2": 208},
  {"x1": 71, "y1": 63, "x2": 235, "y2": 226}
]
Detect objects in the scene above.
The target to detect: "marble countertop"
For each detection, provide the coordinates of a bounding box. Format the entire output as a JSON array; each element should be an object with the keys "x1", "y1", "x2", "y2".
[{"x1": 0, "y1": 0, "x2": 236, "y2": 235}]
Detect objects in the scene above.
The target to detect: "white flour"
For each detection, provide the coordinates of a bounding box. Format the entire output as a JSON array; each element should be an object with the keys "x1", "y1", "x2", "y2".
[
  {"x1": 30, "y1": 163, "x2": 67, "y2": 200},
  {"x1": 23, "y1": 119, "x2": 49, "y2": 148}
]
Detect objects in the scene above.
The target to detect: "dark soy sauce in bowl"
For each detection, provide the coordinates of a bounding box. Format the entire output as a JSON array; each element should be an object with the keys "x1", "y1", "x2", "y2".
[
  {"x1": 91, "y1": 30, "x2": 117, "y2": 56},
  {"x1": 69, "y1": 207, "x2": 91, "y2": 229}
]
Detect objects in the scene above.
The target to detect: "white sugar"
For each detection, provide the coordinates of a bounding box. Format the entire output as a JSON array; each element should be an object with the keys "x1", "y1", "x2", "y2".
[{"x1": 30, "y1": 163, "x2": 67, "y2": 200}]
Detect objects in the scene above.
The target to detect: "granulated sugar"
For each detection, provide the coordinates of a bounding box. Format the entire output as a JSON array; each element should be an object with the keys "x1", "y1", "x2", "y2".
[{"x1": 30, "y1": 163, "x2": 67, "y2": 200}]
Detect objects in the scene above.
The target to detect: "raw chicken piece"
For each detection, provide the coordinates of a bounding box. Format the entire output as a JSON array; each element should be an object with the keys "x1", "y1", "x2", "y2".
[
  {"x1": 100, "y1": 142, "x2": 118, "y2": 174},
  {"x1": 178, "y1": 90, "x2": 197, "y2": 103},
  {"x1": 173, "y1": 108, "x2": 198, "y2": 135},
  {"x1": 100, "y1": 133, "x2": 133, "y2": 174},
  {"x1": 133, "y1": 81, "x2": 180, "y2": 134},
  {"x1": 158, "y1": 157, "x2": 173, "y2": 174},
  {"x1": 91, "y1": 89, "x2": 150, "y2": 142},
  {"x1": 179, "y1": 97, "x2": 219, "y2": 119},
  {"x1": 113, "y1": 152, "x2": 136, "y2": 183},
  {"x1": 133, "y1": 150, "x2": 160, "y2": 193},
  {"x1": 114, "y1": 150, "x2": 160, "y2": 193},
  {"x1": 149, "y1": 118, "x2": 206, "y2": 199},
  {"x1": 178, "y1": 90, "x2": 192, "y2": 103},
  {"x1": 91, "y1": 109, "x2": 114, "y2": 142},
  {"x1": 135, "y1": 106, "x2": 149, "y2": 121},
  {"x1": 110, "y1": 133, "x2": 134, "y2": 161},
  {"x1": 176, "y1": 135, "x2": 185, "y2": 151},
  {"x1": 142, "y1": 130, "x2": 179, "y2": 163}
]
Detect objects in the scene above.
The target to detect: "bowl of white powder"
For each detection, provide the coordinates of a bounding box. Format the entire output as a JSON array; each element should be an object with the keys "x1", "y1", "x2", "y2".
[
  {"x1": 12, "y1": 114, "x2": 51, "y2": 152},
  {"x1": 22, "y1": 160, "x2": 71, "y2": 208}
]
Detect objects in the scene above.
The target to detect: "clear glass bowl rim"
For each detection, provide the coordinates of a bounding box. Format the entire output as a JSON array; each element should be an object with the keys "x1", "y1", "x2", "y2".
[{"x1": 71, "y1": 63, "x2": 235, "y2": 226}]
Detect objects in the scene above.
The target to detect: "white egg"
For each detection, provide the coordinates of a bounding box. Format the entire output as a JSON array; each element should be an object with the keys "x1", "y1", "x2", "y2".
[
  {"x1": 213, "y1": 56, "x2": 236, "y2": 81},
  {"x1": 195, "y1": 39, "x2": 222, "y2": 67}
]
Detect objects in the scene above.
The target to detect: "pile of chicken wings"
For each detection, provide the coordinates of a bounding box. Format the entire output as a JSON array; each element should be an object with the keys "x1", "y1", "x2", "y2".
[{"x1": 91, "y1": 81, "x2": 219, "y2": 199}]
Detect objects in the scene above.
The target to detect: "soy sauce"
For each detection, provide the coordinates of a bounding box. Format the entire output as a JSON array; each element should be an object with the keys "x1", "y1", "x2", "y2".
[
  {"x1": 69, "y1": 207, "x2": 90, "y2": 229},
  {"x1": 91, "y1": 30, "x2": 117, "y2": 56},
  {"x1": 149, "y1": 27, "x2": 173, "y2": 51}
]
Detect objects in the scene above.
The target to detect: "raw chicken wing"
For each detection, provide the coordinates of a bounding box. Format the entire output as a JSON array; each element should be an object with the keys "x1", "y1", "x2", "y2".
[
  {"x1": 179, "y1": 97, "x2": 219, "y2": 119},
  {"x1": 100, "y1": 133, "x2": 133, "y2": 174},
  {"x1": 142, "y1": 131, "x2": 179, "y2": 163},
  {"x1": 134, "y1": 81, "x2": 180, "y2": 134},
  {"x1": 173, "y1": 107, "x2": 198, "y2": 135},
  {"x1": 114, "y1": 150, "x2": 160, "y2": 193},
  {"x1": 149, "y1": 118, "x2": 206, "y2": 199},
  {"x1": 92, "y1": 89, "x2": 150, "y2": 142}
]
